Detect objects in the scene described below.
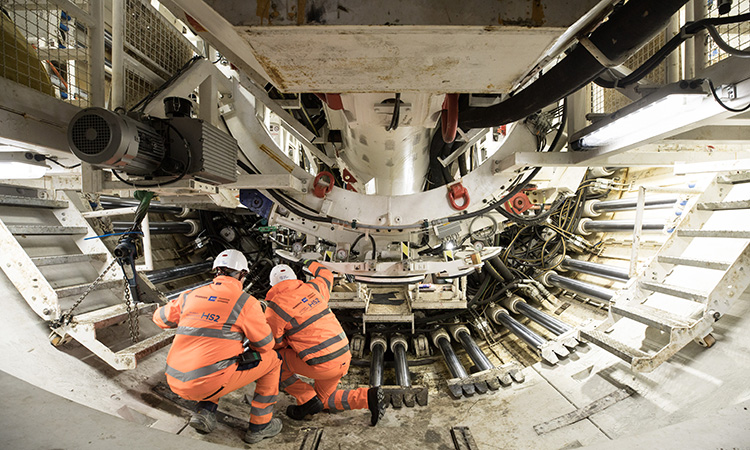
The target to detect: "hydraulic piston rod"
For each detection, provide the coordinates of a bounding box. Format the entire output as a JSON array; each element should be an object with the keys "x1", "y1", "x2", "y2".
[
  {"x1": 369, "y1": 336, "x2": 386, "y2": 387},
  {"x1": 145, "y1": 260, "x2": 214, "y2": 284},
  {"x1": 390, "y1": 335, "x2": 411, "y2": 388},
  {"x1": 585, "y1": 197, "x2": 677, "y2": 215},
  {"x1": 113, "y1": 220, "x2": 199, "y2": 236},
  {"x1": 100, "y1": 196, "x2": 186, "y2": 215},
  {"x1": 561, "y1": 256, "x2": 630, "y2": 282},
  {"x1": 542, "y1": 271, "x2": 614, "y2": 302},
  {"x1": 431, "y1": 329, "x2": 468, "y2": 379},
  {"x1": 578, "y1": 218, "x2": 664, "y2": 235},
  {"x1": 503, "y1": 296, "x2": 571, "y2": 336},
  {"x1": 451, "y1": 326, "x2": 493, "y2": 371},
  {"x1": 488, "y1": 306, "x2": 546, "y2": 350}
]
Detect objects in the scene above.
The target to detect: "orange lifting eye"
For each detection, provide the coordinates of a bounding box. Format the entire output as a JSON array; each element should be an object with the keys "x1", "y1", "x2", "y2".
[{"x1": 312, "y1": 171, "x2": 335, "y2": 198}]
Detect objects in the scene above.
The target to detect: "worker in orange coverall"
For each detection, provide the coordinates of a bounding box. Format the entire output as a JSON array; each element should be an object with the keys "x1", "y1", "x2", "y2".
[
  {"x1": 265, "y1": 260, "x2": 386, "y2": 425},
  {"x1": 153, "y1": 249, "x2": 282, "y2": 444}
]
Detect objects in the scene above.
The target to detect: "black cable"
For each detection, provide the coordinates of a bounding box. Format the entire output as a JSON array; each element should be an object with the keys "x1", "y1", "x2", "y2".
[
  {"x1": 708, "y1": 78, "x2": 750, "y2": 112},
  {"x1": 39, "y1": 155, "x2": 81, "y2": 169},
  {"x1": 596, "y1": 13, "x2": 750, "y2": 88},
  {"x1": 128, "y1": 55, "x2": 202, "y2": 113},
  {"x1": 386, "y1": 93, "x2": 401, "y2": 131}
]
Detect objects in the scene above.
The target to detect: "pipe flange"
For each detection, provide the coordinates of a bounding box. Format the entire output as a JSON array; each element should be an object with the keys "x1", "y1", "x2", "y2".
[
  {"x1": 540, "y1": 270, "x2": 556, "y2": 288},
  {"x1": 175, "y1": 207, "x2": 191, "y2": 219},
  {"x1": 576, "y1": 218, "x2": 592, "y2": 236},
  {"x1": 370, "y1": 334, "x2": 387, "y2": 352},
  {"x1": 582, "y1": 200, "x2": 600, "y2": 218},
  {"x1": 390, "y1": 334, "x2": 408, "y2": 353},
  {"x1": 449, "y1": 324, "x2": 470, "y2": 342},
  {"x1": 184, "y1": 219, "x2": 201, "y2": 237},
  {"x1": 501, "y1": 295, "x2": 524, "y2": 315},
  {"x1": 430, "y1": 328, "x2": 451, "y2": 346},
  {"x1": 486, "y1": 305, "x2": 508, "y2": 324},
  {"x1": 588, "y1": 167, "x2": 616, "y2": 178},
  {"x1": 549, "y1": 254, "x2": 566, "y2": 271}
]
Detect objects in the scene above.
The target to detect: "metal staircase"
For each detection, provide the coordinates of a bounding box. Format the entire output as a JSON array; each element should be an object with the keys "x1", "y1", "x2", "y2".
[
  {"x1": 0, "y1": 184, "x2": 175, "y2": 370},
  {"x1": 580, "y1": 174, "x2": 750, "y2": 372}
]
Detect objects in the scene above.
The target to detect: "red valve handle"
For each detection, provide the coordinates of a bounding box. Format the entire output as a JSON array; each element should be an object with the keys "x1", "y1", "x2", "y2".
[
  {"x1": 312, "y1": 171, "x2": 335, "y2": 198},
  {"x1": 448, "y1": 183, "x2": 470, "y2": 210}
]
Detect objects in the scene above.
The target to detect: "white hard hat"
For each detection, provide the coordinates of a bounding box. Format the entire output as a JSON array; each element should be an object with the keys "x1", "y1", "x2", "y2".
[
  {"x1": 213, "y1": 249, "x2": 249, "y2": 272},
  {"x1": 270, "y1": 264, "x2": 296, "y2": 286}
]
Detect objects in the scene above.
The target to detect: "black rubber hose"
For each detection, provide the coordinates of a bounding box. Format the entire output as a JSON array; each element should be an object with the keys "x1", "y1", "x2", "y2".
[
  {"x1": 489, "y1": 257, "x2": 515, "y2": 282},
  {"x1": 458, "y1": 0, "x2": 689, "y2": 129}
]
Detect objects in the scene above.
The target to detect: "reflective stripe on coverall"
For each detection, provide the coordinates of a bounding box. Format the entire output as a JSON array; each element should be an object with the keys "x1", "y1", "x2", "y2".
[
  {"x1": 153, "y1": 275, "x2": 281, "y2": 426},
  {"x1": 265, "y1": 261, "x2": 369, "y2": 411}
]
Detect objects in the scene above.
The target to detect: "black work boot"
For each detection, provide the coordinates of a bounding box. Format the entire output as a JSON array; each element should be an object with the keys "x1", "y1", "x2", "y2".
[
  {"x1": 367, "y1": 387, "x2": 385, "y2": 426},
  {"x1": 286, "y1": 396, "x2": 324, "y2": 420}
]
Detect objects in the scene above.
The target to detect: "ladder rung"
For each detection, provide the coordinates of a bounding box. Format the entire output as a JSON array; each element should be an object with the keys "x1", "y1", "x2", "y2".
[
  {"x1": 697, "y1": 200, "x2": 750, "y2": 211},
  {"x1": 73, "y1": 303, "x2": 157, "y2": 329},
  {"x1": 7, "y1": 225, "x2": 87, "y2": 235},
  {"x1": 580, "y1": 330, "x2": 649, "y2": 364},
  {"x1": 116, "y1": 329, "x2": 176, "y2": 361},
  {"x1": 610, "y1": 304, "x2": 695, "y2": 332},
  {"x1": 55, "y1": 279, "x2": 122, "y2": 298},
  {"x1": 657, "y1": 255, "x2": 731, "y2": 271},
  {"x1": 677, "y1": 229, "x2": 750, "y2": 239},
  {"x1": 32, "y1": 253, "x2": 108, "y2": 267},
  {"x1": 0, "y1": 195, "x2": 68, "y2": 209},
  {"x1": 638, "y1": 281, "x2": 708, "y2": 303}
]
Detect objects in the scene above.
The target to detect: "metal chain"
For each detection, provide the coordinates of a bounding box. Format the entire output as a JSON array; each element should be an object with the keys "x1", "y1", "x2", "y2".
[
  {"x1": 123, "y1": 275, "x2": 140, "y2": 343},
  {"x1": 61, "y1": 258, "x2": 119, "y2": 325}
]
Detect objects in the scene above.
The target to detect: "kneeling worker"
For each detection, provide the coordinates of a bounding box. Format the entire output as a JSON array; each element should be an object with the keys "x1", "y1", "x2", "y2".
[
  {"x1": 153, "y1": 249, "x2": 282, "y2": 444},
  {"x1": 266, "y1": 260, "x2": 386, "y2": 425}
]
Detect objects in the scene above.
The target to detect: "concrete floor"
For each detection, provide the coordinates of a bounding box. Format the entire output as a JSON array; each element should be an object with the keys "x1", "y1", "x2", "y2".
[{"x1": 2, "y1": 259, "x2": 750, "y2": 449}]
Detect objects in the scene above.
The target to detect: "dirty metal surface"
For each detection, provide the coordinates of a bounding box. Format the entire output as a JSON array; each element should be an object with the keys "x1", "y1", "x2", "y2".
[
  {"x1": 236, "y1": 26, "x2": 563, "y2": 93},
  {"x1": 206, "y1": 0, "x2": 605, "y2": 27},
  {"x1": 533, "y1": 386, "x2": 636, "y2": 435},
  {"x1": 450, "y1": 426, "x2": 479, "y2": 450},
  {"x1": 295, "y1": 427, "x2": 323, "y2": 450},
  {"x1": 153, "y1": 382, "x2": 250, "y2": 430}
]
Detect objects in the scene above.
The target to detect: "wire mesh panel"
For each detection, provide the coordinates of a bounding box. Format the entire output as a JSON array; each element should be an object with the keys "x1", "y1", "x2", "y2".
[
  {"x1": 589, "y1": 33, "x2": 669, "y2": 115},
  {"x1": 705, "y1": 0, "x2": 750, "y2": 67},
  {"x1": 0, "y1": 0, "x2": 92, "y2": 107},
  {"x1": 124, "y1": 67, "x2": 157, "y2": 110},
  {"x1": 124, "y1": 0, "x2": 194, "y2": 80}
]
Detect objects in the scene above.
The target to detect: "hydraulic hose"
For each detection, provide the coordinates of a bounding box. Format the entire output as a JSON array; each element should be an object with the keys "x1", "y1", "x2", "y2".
[{"x1": 458, "y1": 0, "x2": 689, "y2": 129}]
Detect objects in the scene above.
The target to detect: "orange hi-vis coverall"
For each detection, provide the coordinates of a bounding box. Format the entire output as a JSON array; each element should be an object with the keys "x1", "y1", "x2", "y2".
[
  {"x1": 265, "y1": 260, "x2": 369, "y2": 412},
  {"x1": 153, "y1": 275, "x2": 281, "y2": 427}
]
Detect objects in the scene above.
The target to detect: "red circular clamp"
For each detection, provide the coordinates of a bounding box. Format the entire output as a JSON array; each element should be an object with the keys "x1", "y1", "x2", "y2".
[
  {"x1": 312, "y1": 171, "x2": 335, "y2": 198},
  {"x1": 505, "y1": 192, "x2": 532, "y2": 213},
  {"x1": 447, "y1": 182, "x2": 470, "y2": 210}
]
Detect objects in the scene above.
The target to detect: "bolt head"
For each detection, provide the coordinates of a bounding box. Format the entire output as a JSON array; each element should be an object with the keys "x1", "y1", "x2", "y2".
[{"x1": 713, "y1": 312, "x2": 721, "y2": 320}]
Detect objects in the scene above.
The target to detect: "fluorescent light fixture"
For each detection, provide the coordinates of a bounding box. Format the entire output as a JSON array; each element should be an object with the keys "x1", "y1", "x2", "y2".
[
  {"x1": 0, "y1": 151, "x2": 49, "y2": 179},
  {"x1": 572, "y1": 82, "x2": 723, "y2": 152}
]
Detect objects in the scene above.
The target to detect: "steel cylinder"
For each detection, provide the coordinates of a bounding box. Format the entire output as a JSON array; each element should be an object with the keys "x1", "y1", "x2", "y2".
[
  {"x1": 112, "y1": 220, "x2": 198, "y2": 236},
  {"x1": 145, "y1": 260, "x2": 214, "y2": 284},
  {"x1": 515, "y1": 301, "x2": 572, "y2": 336},
  {"x1": 578, "y1": 218, "x2": 664, "y2": 235},
  {"x1": 561, "y1": 256, "x2": 629, "y2": 282},
  {"x1": 165, "y1": 280, "x2": 212, "y2": 300},
  {"x1": 369, "y1": 336, "x2": 386, "y2": 387},
  {"x1": 390, "y1": 336, "x2": 411, "y2": 388},
  {"x1": 100, "y1": 195, "x2": 185, "y2": 215},
  {"x1": 588, "y1": 196, "x2": 677, "y2": 215},
  {"x1": 488, "y1": 306, "x2": 546, "y2": 349},
  {"x1": 542, "y1": 271, "x2": 614, "y2": 302},
  {"x1": 431, "y1": 329, "x2": 468, "y2": 378},
  {"x1": 452, "y1": 326, "x2": 493, "y2": 372}
]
